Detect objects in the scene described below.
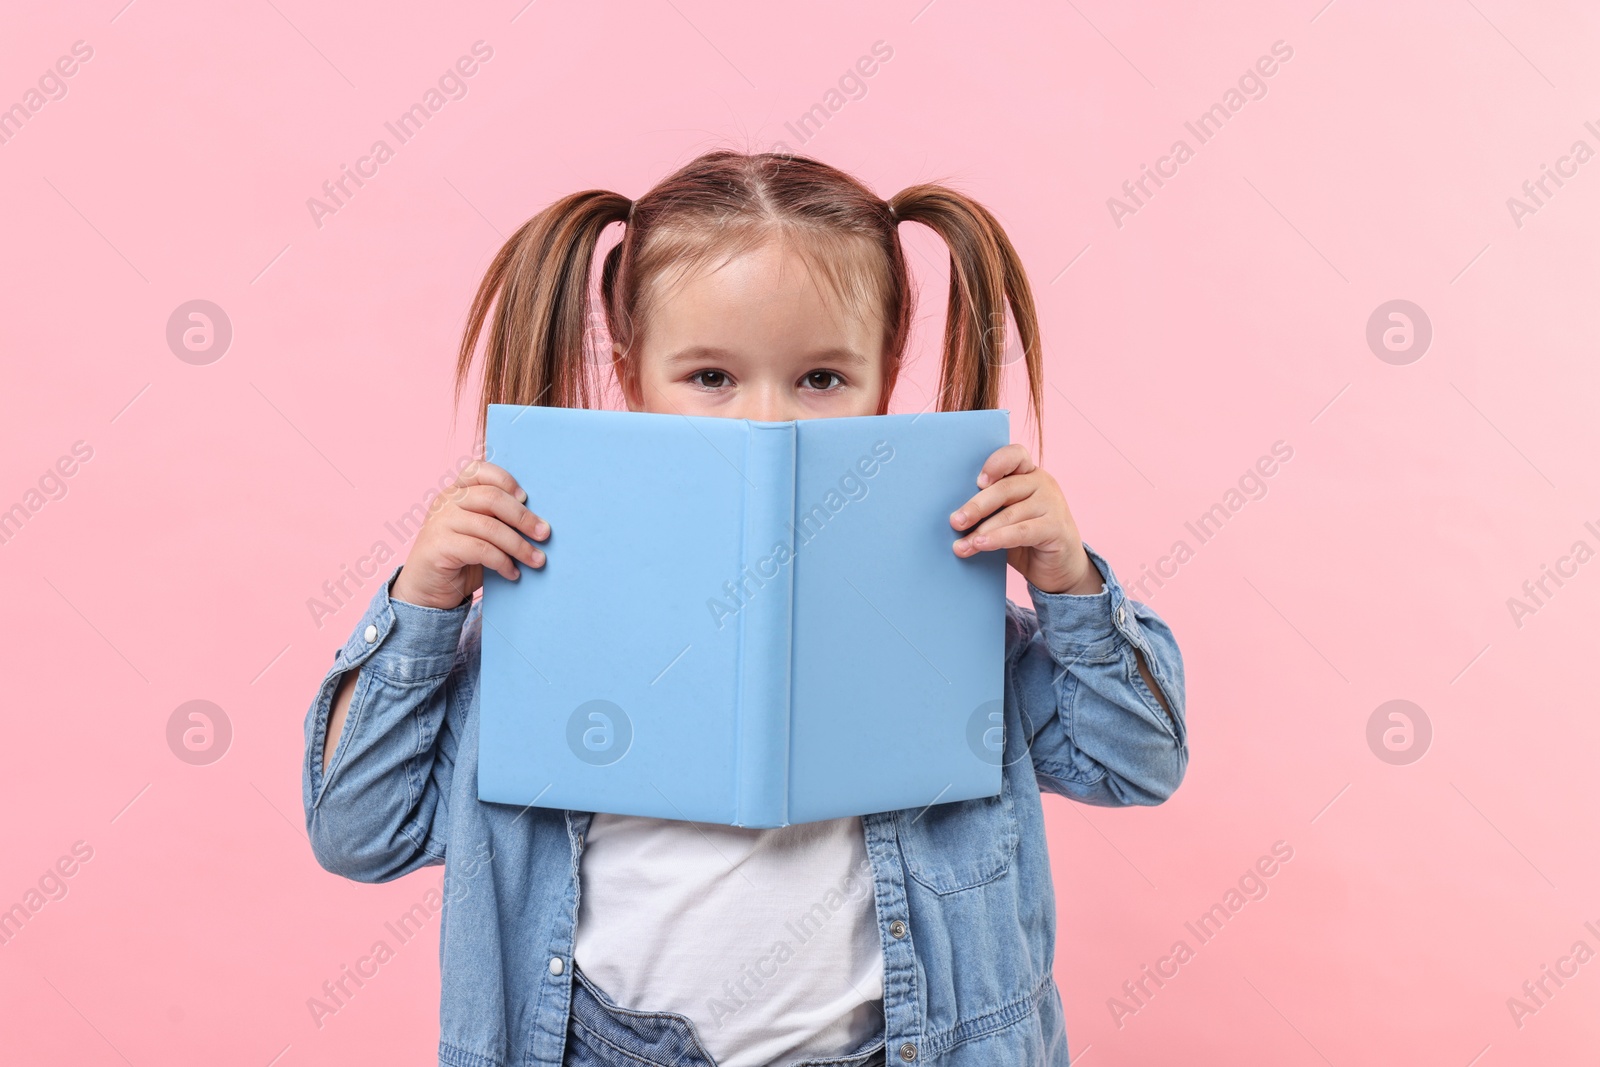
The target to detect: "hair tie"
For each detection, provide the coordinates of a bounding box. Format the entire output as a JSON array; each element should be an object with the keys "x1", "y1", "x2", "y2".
[
  {"x1": 886, "y1": 200, "x2": 897, "y2": 221},
  {"x1": 627, "y1": 199, "x2": 636, "y2": 223}
]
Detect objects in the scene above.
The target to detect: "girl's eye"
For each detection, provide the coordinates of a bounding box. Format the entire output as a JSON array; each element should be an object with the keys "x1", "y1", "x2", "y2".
[
  {"x1": 803, "y1": 371, "x2": 844, "y2": 391},
  {"x1": 689, "y1": 370, "x2": 729, "y2": 389}
]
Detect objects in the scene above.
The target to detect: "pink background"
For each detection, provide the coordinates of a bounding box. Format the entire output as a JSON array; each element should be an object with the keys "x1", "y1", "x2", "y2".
[{"x1": 3, "y1": 0, "x2": 1597, "y2": 1063}]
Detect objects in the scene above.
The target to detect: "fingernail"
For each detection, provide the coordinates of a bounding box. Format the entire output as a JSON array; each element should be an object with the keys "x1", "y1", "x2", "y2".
[
  {"x1": 951, "y1": 511, "x2": 966, "y2": 526},
  {"x1": 536, "y1": 521, "x2": 549, "y2": 539},
  {"x1": 953, "y1": 538, "x2": 966, "y2": 553},
  {"x1": 516, "y1": 488, "x2": 528, "y2": 502},
  {"x1": 977, "y1": 473, "x2": 990, "y2": 488}
]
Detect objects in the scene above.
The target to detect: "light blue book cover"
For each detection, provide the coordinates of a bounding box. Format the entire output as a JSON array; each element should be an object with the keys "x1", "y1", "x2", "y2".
[{"x1": 477, "y1": 404, "x2": 1010, "y2": 828}]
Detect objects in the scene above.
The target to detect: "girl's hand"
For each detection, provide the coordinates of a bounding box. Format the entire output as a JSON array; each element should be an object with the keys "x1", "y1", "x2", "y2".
[
  {"x1": 948, "y1": 444, "x2": 1102, "y2": 596},
  {"x1": 391, "y1": 460, "x2": 550, "y2": 610}
]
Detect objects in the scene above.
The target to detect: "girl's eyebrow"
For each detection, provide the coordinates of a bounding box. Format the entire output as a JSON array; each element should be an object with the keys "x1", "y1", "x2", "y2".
[{"x1": 662, "y1": 345, "x2": 871, "y2": 366}]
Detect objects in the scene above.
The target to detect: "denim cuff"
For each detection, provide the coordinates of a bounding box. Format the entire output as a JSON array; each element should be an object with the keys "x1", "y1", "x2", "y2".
[
  {"x1": 332, "y1": 565, "x2": 474, "y2": 682},
  {"x1": 1025, "y1": 542, "x2": 1146, "y2": 660}
]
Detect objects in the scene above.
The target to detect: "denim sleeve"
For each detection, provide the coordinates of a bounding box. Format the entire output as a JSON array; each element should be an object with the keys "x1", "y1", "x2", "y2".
[
  {"x1": 301, "y1": 565, "x2": 474, "y2": 882},
  {"x1": 1004, "y1": 542, "x2": 1188, "y2": 806}
]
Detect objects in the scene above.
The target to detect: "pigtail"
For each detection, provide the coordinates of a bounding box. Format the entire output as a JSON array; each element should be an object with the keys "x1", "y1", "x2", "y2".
[
  {"x1": 888, "y1": 186, "x2": 1045, "y2": 455},
  {"x1": 453, "y1": 189, "x2": 633, "y2": 444}
]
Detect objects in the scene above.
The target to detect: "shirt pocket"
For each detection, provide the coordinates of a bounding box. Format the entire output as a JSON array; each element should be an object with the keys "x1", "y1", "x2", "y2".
[{"x1": 894, "y1": 771, "x2": 1021, "y2": 894}]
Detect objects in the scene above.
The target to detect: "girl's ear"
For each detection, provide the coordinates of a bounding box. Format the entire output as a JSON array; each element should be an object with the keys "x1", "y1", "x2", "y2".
[
  {"x1": 614, "y1": 342, "x2": 640, "y2": 411},
  {"x1": 876, "y1": 346, "x2": 900, "y2": 416}
]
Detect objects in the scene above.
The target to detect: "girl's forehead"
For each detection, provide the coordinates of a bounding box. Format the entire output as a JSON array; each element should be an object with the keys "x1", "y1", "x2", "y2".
[
  {"x1": 641, "y1": 238, "x2": 884, "y2": 339},
  {"x1": 645, "y1": 298, "x2": 876, "y2": 363}
]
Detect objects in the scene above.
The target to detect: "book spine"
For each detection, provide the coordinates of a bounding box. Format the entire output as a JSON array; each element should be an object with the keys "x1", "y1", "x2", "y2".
[{"x1": 733, "y1": 422, "x2": 797, "y2": 828}]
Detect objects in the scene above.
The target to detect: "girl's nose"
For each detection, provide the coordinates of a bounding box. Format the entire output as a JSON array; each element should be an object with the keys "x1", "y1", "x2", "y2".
[{"x1": 735, "y1": 390, "x2": 793, "y2": 423}]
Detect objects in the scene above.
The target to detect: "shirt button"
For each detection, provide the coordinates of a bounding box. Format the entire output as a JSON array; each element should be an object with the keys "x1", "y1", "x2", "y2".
[
  {"x1": 899, "y1": 1042, "x2": 918, "y2": 1061},
  {"x1": 889, "y1": 919, "x2": 907, "y2": 939},
  {"x1": 364, "y1": 624, "x2": 379, "y2": 643},
  {"x1": 549, "y1": 956, "x2": 564, "y2": 976},
  {"x1": 1115, "y1": 605, "x2": 1127, "y2": 628}
]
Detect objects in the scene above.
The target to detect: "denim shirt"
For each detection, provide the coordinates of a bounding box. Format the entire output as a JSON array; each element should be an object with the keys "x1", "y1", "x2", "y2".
[{"x1": 300, "y1": 542, "x2": 1187, "y2": 1067}]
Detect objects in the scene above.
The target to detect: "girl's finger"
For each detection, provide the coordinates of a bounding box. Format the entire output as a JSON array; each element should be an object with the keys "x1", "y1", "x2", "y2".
[
  {"x1": 953, "y1": 500, "x2": 1048, "y2": 556},
  {"x1": 950, "y1": 472, "x2": 1037, "y2": 531},
  {"x1": 958, "y1": 497, "x2": 1048, "y2": 545},
  {"x1": 451, "y1": 510, "x2": 546, "y2": 569},
  {"x1": 957, "y1": 515, "x2": 1053, "y2": 555},
  {"x1": 975, "y1": 443, "x2": 1036, "y2": 489},
  {"x1": 443, "y1": 532, "x2": 522, "y2": 582},
  {"x1": 454, "y1": 459, "x2": 523, "y2": 499},
  {"x1": 454, "y1": 483, "x2": 550, "y2": 541}
]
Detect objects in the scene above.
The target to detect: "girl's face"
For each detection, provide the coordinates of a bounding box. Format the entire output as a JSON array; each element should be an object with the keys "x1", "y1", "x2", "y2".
[{"x1": 621, "y1": 240, "x2": 886, "y2": 421}]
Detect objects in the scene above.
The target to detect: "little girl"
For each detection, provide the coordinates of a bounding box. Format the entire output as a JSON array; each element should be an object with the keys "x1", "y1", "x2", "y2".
[{"x1": 301, "y1": 150, "x2": 1187, "y2": 1067}]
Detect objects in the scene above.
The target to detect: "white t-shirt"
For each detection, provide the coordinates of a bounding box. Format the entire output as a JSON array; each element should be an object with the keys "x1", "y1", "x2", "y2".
[{"x1": 573, "y1": 812, "x2": 885, "y2": 1067}]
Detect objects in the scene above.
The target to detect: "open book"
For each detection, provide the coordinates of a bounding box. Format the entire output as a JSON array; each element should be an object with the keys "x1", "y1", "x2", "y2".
[{"x1": 477, "y1": 404, "x2": 1010, "y2": 828}]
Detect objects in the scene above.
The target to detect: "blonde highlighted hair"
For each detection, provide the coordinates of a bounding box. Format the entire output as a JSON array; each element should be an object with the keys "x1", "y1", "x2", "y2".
[{"x1": 454, "y1": 149, "x2": 1044, "y2": 452}]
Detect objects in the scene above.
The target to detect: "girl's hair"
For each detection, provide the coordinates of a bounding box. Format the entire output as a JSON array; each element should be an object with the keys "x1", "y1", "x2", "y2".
[{"x1": 454, "y1": 149, "x2": 1045, "y2": 452}]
